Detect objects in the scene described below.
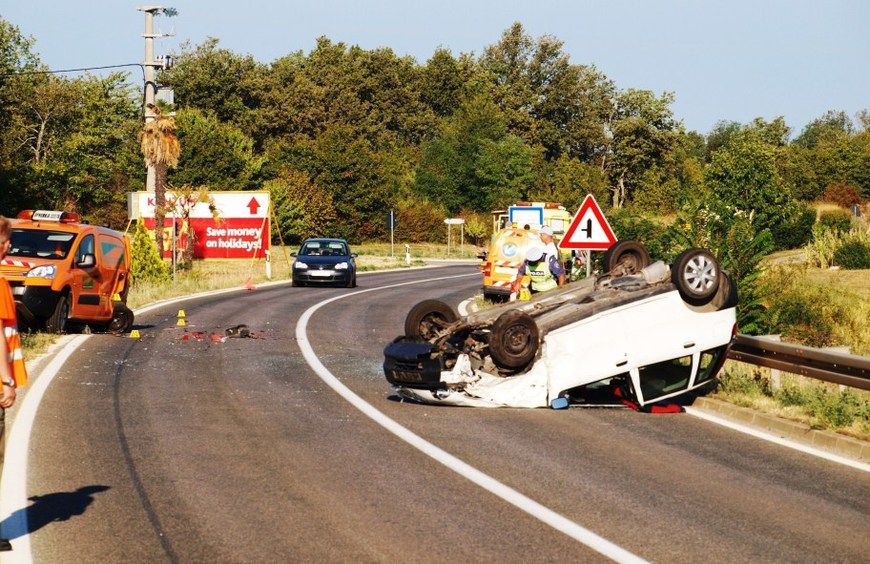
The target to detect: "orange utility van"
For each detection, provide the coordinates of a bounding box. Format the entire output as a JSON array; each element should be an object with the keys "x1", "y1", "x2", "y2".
[{"x1": 0, "y1": 210, "x2": 134, "y2": 333}]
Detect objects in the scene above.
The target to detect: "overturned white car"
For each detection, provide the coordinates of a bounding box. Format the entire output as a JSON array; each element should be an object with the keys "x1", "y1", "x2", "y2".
[{"x1": 383, "y1": 242, "x2": 737, "y2": 409}]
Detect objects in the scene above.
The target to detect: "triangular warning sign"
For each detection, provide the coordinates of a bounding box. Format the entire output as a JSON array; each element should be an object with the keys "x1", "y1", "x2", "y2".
[{"x1": 559, "y1": 194, "x2": 618, "y2": 250}]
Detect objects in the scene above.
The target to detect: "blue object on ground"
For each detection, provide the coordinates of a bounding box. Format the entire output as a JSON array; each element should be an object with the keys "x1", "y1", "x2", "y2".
[{"x1": 550, "y1": 397, "x2": 570, "y2": 410}]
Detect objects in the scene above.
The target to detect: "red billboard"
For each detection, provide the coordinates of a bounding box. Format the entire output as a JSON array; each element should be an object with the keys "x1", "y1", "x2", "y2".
[{"x1": 128, "y1": 191, "x2": 270, "y2": 259}]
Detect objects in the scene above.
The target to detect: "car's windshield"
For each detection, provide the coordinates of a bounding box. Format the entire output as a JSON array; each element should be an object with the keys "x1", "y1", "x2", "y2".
[
  {"x1": 301, "y1": 242, "x2": 348, "y2": 256},
  {"x1": 9, "y1": 229, "x2": 75, "y2": 259}
]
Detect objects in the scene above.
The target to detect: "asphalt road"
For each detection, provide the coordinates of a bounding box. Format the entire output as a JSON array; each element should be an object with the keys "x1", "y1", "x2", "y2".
[{"x1": 13, "y1": 265, "x2": 870, "y2": 562}]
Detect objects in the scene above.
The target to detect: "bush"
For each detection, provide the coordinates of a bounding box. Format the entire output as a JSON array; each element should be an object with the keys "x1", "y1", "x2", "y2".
[
  {"x1": 806, "y1": 224, "x2": 840, "y2": 268},
  {"x1": 459, "y1": 212, "x2": 489, "y2": 246},
  {"x1": 764, "y1": 285, "x2": 838, "y2": 348},
  {"x1": 717, "y1": 367, "x2": 770, "y2": 397},
  {"x1": 396, "y1": 196, "x2": 449, "y2": 243},
  {"x1": 821, "y1": 182, "x2": 862, "y2": 208},
  {"x1": 776, "y1": 384, "x2": 868, "y2": 429},
  {"x1": 770, "y1": 202, "x2": 816, "y2": 250},
  {"x1": 818, "y1": 209, "x2": 853, "y2": 234},
  {"x1": 606, "y1": 208, "x2": 670, "y2": 260},
  {"x1": 130, "y1": 221, "x2": 169, "y2": 283},
  {"x1": 267, "y1": 171, "x2": 337, "y2": 245},
  {"x1": 762, "y1": 265, "x2": 869, "y2": 352},
  {"x1": 833, "y1": 239, "x2": 870, "y2": 269}
]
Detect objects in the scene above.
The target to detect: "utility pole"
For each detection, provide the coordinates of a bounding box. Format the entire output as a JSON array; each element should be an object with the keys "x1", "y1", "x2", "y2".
[{"x1": 138, "y1": 5, "x2": 176, "y2": 192}]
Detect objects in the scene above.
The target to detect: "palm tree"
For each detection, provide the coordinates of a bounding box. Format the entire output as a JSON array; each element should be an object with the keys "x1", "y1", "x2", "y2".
[{"x1": 140, "y1": 104, "x2": 180, "y2": 255}]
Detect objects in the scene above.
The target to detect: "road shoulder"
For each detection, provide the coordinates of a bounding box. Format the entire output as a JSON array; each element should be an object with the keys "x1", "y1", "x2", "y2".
[{"x1": 692, "y1": 396, "x2": 869, "y2": 463}]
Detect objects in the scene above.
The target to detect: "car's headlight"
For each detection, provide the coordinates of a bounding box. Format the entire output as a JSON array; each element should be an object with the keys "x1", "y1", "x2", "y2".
[
  {"x1": 335, "y1": 262, "x2": 349, "y2": 270},
  {"x1": 26, "y1": 265, "x2": 56, "y2": 279},
  {"x1": 294, "y1": 262, "x2": 308, "y2": 270}
]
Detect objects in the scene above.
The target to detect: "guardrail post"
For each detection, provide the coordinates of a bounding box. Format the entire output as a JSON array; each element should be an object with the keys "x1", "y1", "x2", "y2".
[
  {"x1": 824, "y1": 346, "x2": 851, "y2": 391},
  {"x1": 759, "y1": 335, "x2": 782, "y2": 390}
]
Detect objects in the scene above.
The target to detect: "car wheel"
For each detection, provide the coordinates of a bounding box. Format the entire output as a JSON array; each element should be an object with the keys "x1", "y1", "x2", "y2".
[
  {"x1": 672, "y1": 248, "x2": 721, "y2": 304},
  {"x1": 346, "y1": 274, "x2": 356, "y2": 288},
  {"x1": 603, "y1": 240, "x2": 650, "y2": 276},
  {"x1": 45, "y1": 293, "x2": 70, "y2": 334},
  {"x1": 404, "y1": 299, "x2": 459, "y2": 340},
  {"x1": 107, "y1": 303, "x2": 135, "y2": 334},
  {"x1": 489, "y1": 310, "x2": 539, "y2": 370}
]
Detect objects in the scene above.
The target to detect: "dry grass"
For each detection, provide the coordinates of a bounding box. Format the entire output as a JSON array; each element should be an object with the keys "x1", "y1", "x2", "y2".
[
  {"x1": 126, "y1": 247, "x2": 434, "y2": 309},
  {"x1": 802, "y1": 268, "x2": 870, "y2": 301}
]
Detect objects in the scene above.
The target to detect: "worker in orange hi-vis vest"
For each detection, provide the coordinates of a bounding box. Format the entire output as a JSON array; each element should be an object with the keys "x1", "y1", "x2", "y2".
[{"x1": 0, "y1": 215, "x2": 27, "y2": 552}]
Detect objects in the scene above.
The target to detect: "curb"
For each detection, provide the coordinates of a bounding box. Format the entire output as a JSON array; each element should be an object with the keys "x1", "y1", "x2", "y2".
[{"x1": 692, "y1": 397, "x2": 869, "y2": 463}]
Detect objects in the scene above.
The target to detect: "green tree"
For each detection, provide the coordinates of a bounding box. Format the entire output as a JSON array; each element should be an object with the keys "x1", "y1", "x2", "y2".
[
  {"x1": 528, "y1": 155, "x2": 608, "y2": 212},
  {"x1": 267, "y1": 125, "x2": 406, "y2": 240},
  {"x1": 479, "y1": 22, "x2": 615, "y2": 161},
  {"x1": 794, "y1": 110, "x2": 854, "y2": 149},
  {"x1": 419, "y1": 48, "x2": 475, "y2": 118},
  {"x1": 783, "y1": 111, "x2": 870, "y2": 200},
  {"x1": 705, "y1": 120, "x2": 742, "y2": 158},
  {"x1": 705, "y1": 131, "x2": 809, "y2": 249},
  {"x1": 160, "y1": 38, "x2": 265, "y2": 137},
  {"x1": 172, "y1": 108, "x2": 261, "y2": 189},
  {"x1": 266, "y1": 169, "x2": 337, "y2": 244},
  {"x1": 414, "y1": 95, "x2": 536, "y2": 213},
  {"x1": 605, "y1": 89, "x2": 679, "y2": 208}
]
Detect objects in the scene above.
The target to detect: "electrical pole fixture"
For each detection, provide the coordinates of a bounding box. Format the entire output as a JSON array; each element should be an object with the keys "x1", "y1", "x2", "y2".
[{"x1": 138, "y1": 5, "x2": 177, "y2": 191}]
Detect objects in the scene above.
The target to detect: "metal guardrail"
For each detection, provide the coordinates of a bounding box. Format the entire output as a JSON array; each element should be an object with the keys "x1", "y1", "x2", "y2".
[{"x1": 727, "y1": 334, "x2": 870, "y2": 391}]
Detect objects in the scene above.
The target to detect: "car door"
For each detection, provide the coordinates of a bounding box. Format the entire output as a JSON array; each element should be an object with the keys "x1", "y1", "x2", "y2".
[
  {"x1": 70, "y1": 234, "x2": 103, "y2": 320},
  {"x1": 97, "y1": 233, "x2": 126, "y2": 313},
  {"x1": 631, "y1": 354, "x2": 697, "y2": 405}
]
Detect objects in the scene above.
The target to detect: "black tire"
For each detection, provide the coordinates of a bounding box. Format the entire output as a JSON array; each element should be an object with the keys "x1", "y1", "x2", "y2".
[
  {"x1": 292, "y1": 278, "x2": 303, "y2": 287},
  {"x1": 404, "y1": 299, "x2": 459, "y2": 340},
  {"x1": 489, "y1": 310, "x2": 539, "y2": 370},
  {"x1": 45, "y1": 293, "x2": 69, "y2": 334},
  {"x1": 709, "y1": 270, "x2": 738, "y2": 310},
  {"x1": 672, "y1": 248, "x2": 721, "y2": 304},
  {"x1": 346, "y1": 274, "x2": 356, "y2": 288},
  {"x1": 107, "y1": 303, "x2": 135, "y2": 334},
  {"x1": 603, "y1": 240, "x2": 650, "y2": 276}
]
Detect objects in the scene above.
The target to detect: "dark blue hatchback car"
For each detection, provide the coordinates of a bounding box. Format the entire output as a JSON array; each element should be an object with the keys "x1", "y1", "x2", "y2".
[{"x1": 291, "y1": 238, "x2": 357, "y2": 287}]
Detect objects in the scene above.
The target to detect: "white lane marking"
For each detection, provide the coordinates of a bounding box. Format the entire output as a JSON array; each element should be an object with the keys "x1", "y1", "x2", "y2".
[
  {"x1": 296, "y1": 273, "x2": 646, "y2": 563},
  {"x1": 1, "y1": 334, "x2": 91, "y2": 563},
  {"x1": 685, "y1": 407, "x2": 870, "y2": 472}
]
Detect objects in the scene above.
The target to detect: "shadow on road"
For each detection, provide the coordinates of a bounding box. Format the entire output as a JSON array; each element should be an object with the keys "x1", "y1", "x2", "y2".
[{"x1": 1, "y1": 485, "x2": 110, "y2": 540}]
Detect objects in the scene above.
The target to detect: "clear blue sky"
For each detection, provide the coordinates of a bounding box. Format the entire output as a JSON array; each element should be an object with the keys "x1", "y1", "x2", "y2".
[{"x1": 3, "y1": 0, "x2": 868, "y2": 135}]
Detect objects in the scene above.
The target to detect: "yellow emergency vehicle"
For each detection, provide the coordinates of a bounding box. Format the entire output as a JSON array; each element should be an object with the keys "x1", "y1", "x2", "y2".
[
  {"x1": 0, "y1": 210, "x2": 134, "y2": 333},
  {"x1": 480, "y1": 202, "x2": 573, "y2": 302}
]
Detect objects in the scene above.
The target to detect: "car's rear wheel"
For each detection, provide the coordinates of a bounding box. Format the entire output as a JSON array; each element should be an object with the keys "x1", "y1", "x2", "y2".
[
  {"x1": 672, "y1": 248, "x2": 721, "y2": 305},
  {"x1": 489, "y1": 310, "x2": 539, "y2": 370},
  {"x1": 107, "y1": 303, "x2": 135, "y2": 334},
  {"x1": 45, "y1": 293, "x2": 69, "y2": 334},
  {"x1": 603, "y1": 240, "x2": 650, "y2": 276},
  {"x1": 404, "y1": 299, "x2": 459, "y2": 340}
]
